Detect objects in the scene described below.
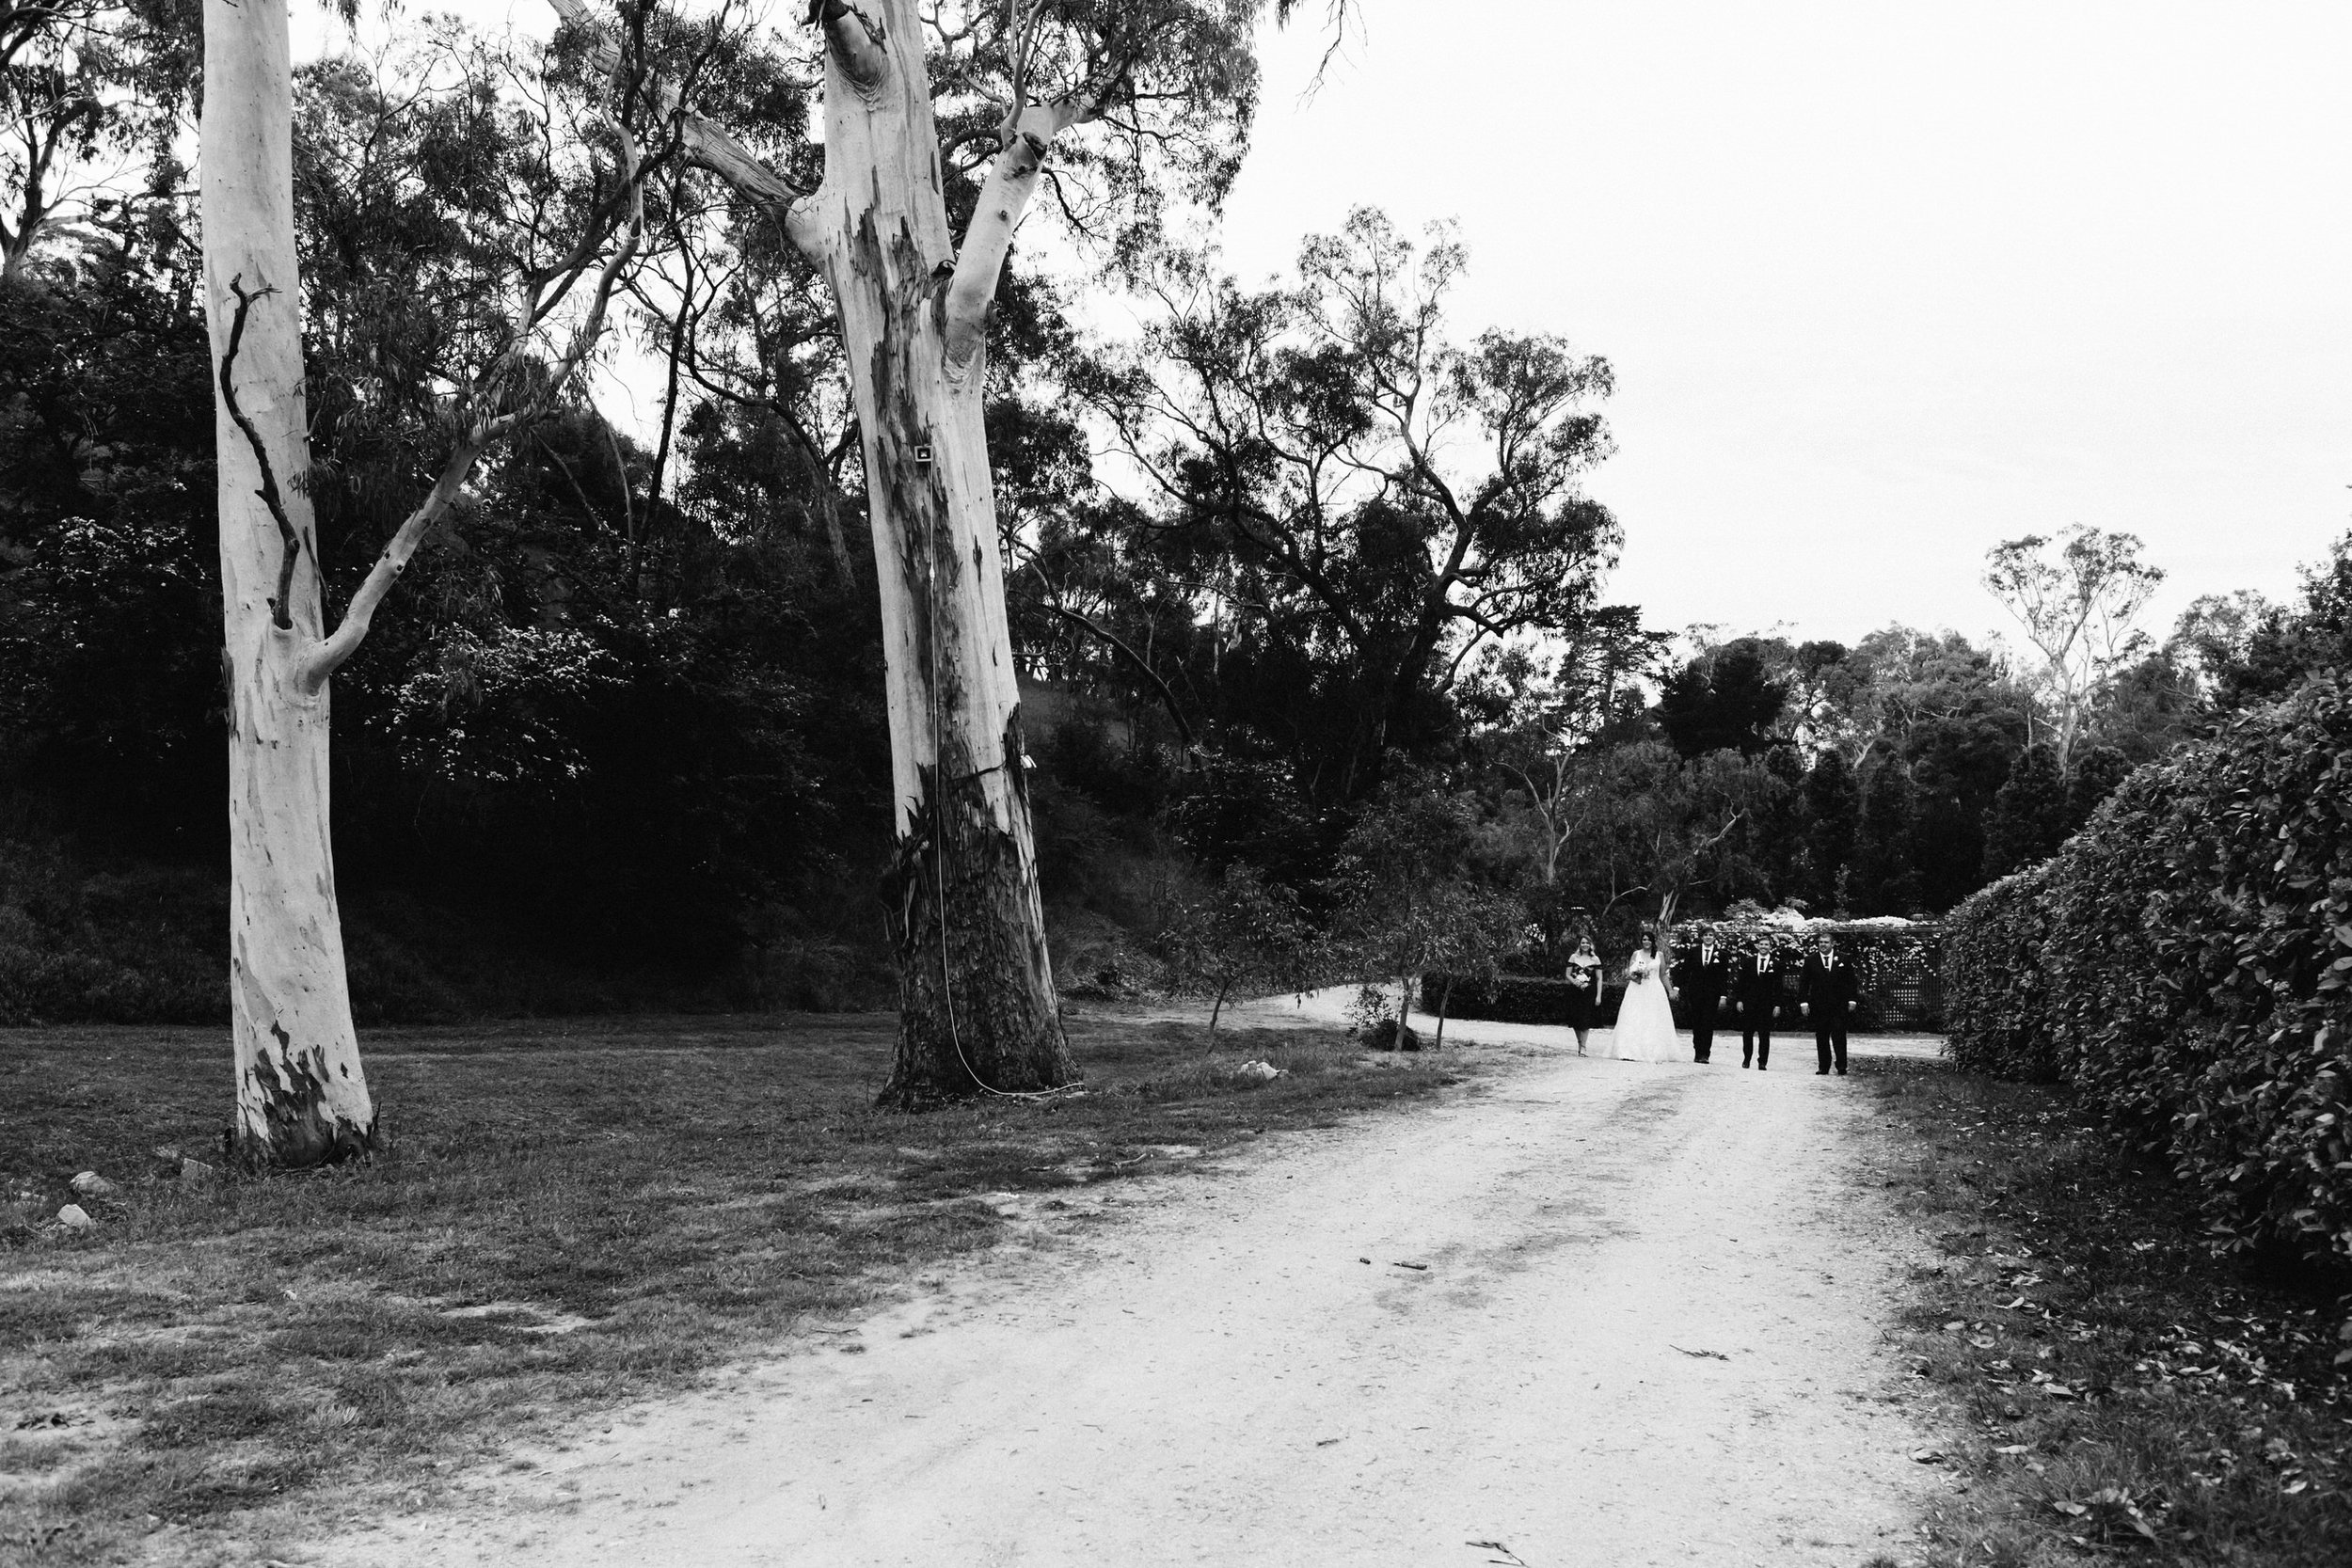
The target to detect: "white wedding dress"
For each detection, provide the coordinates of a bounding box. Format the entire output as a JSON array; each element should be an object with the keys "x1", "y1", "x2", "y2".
[{"x1": 1612, "y1": 953, "x2": 1682, "y2": 1063}]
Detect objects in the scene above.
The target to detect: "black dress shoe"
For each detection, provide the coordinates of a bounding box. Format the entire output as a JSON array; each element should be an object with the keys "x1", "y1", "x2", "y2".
[{"x1": 1815, "y1": 1069, "x2": 1829, "y2": 1075}]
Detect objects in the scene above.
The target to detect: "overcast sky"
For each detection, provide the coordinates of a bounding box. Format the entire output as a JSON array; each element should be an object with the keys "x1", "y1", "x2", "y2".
[
  {"x1": 296, "y1": 1, "x2": 2352, "y2": 653},
  {"x1": 1215, "y1": 0, "x2": 2352, "y2": 650}
]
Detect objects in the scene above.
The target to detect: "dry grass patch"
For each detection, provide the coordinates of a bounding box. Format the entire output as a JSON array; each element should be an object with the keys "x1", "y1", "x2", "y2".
[{"x1": 0, "y1": 1007, "x2": 1470, "y2": 1565}]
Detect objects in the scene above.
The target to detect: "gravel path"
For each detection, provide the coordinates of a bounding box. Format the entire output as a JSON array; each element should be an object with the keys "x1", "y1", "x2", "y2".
[{"x1": 326, "y1": 1043, "x2": 1937, "y2": 1568}]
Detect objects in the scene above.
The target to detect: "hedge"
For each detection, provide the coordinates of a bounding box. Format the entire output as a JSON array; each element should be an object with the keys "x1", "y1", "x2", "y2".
[
  {"x1": 1942, "y1": 867, "x2": 2059, "y2": 1079},
  {"x1": 1941, "y1": 672, "x2": 2352, "y2": 1264},
  {"x1": 1422, "y1": 973, "x2": 1624, "y2": 1027}
]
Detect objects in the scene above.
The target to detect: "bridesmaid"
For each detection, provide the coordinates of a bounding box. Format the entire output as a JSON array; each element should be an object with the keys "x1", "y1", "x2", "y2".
[{"x1": 1563, "y1": 933, "x2": 1604, "y2": 1055}]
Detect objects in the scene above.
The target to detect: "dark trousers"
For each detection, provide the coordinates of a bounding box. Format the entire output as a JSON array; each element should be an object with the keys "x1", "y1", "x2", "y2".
[
  {"x1": 1814, "y1": 1007, "x2": 1850, "y2": 1074},
  {"x1": 1689, "y1": 996, "x2": 1719, "y2": 1062},
  {"x1": 1741, "y1": 1005, "x2": 1772, "y2": 1068}
]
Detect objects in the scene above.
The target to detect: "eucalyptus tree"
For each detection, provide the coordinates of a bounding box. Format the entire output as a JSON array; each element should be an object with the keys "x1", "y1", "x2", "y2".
[
  {"x1": 1, "y1": 0, "x2": 190, "y2": 281},
  {"x1": 200, "y1": 0, "x2": 671, "y2": 1163},
  {"x1": 1983, "y1": 524, "x2": 2164, "y2": 771},
  {"x1": 546, "y1": 0, "x2": 1327, "y2": 1105},
  {"x1": 1, "y1": 0, "x2": 103, "y2": 277},
  {"x1": 1082, "y1": 208, "x2": 1623, "y2": 803}
]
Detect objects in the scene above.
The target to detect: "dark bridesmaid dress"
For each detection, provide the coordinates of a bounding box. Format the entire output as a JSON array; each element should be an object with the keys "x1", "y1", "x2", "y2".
[{"x1": 1563, "y1": 956, "x2": 1603, "y2": 1030}]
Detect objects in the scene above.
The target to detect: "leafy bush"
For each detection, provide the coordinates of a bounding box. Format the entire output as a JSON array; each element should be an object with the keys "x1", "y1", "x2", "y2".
[
  {"x1": 1158, "y1": 863, "x2": 1320, "y2": 1041},
  {"x1": 1941, "y1": 673, "x2": 2352, "y2": 1264}
]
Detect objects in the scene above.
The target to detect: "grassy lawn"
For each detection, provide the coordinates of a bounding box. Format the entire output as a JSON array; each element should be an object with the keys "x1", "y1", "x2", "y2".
[
  {"x1": 0, "y1": 1007, "x2": 1468, "y2": 1567},
  {"x1": 1855, "y1": 1055, "x2": 2352, "y2": 1568}
]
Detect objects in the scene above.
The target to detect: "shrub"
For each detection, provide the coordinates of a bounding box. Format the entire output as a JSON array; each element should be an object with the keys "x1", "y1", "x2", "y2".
[
  {"x1": 1158, "y1": 863, "x2": 1320, "y2": 1042},
  {"x1": 1941, "y1": 673, "x2": 2352, "y2": 1264}
]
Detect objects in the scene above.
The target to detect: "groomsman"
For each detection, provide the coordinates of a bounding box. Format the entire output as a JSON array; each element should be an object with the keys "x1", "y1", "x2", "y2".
[
  {"x1": 1675, "y1": 927, "x2": 1731, "y2": 1064},
  {"x1": 1734, "y1": 943, "x2": 1782, "y2": 1069},
  {"x1": 1800, "y1": 933, "x2": 1859, "y2": 1076}
]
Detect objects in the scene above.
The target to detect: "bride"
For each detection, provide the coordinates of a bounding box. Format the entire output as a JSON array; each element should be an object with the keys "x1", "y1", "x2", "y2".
[{"x1": 1611, "y1": 928, "x2": 1682, "y2": 1064}]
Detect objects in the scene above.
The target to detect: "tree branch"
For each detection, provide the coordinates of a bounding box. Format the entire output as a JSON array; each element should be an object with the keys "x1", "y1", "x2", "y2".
[
  {"x1": 217, "y1": 277, "x2": 303, "y2": 632},
  {"x1": 301, "y1": 82, "x2": 650, "y2": 689},
  {"x1": 944, "y1": 101, "x2": 1078, "y2": 365},
  {"x1": 943, "y1": 18, "x2": 1141, "y2": 367},
  {"x1": 1025, "y1": 566, "x2": 1199, "y2": 752},
  {"x1": 675, "y1": 111, "x2": 823, "y2": 259},
  {"x1": 547, "y1": 0, "x2": 823, "y2": 260}
]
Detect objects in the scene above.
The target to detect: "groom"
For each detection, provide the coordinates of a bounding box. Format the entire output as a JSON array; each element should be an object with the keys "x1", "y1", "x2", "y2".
[
  {"x1": 1675, "y1": 927, "x2": 1731, "y2": 1064},
  {"x1": 1735, "y1": 943, "x2": 1782, "y2": 1069}
]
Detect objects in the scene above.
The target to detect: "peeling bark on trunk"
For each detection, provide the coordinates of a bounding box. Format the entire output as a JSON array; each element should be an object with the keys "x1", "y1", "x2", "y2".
[
  {"x1": 201, "y1": 0, "x2": 379, "y2": 1165},
  {"x1": 804, "y1": 3, "x2": 1070, "y2": 1105}
]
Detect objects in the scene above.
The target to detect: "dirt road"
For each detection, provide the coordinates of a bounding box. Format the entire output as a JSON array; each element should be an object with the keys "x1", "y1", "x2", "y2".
[{"x1": 329, "y1": 1042, "x2": 1934, "y2": 1568}]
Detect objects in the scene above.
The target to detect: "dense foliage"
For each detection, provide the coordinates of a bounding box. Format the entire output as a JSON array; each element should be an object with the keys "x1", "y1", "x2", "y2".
[
  {"x1": 2, "y1": 2, "x2": 2336, "y2": 1026},
  {"x1": 1943, "y1": 673, "x2": 2352, "y2": 1264}
]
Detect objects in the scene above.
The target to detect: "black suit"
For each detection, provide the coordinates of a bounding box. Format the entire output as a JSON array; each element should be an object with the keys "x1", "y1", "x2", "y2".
[
  {"x1": 1734, "y1": 953, "x2": 1783, "y2": 1069},
  {"x1": 1675, "y1": 946, "x2": 1730, "y2": 1063},
  {"x1": 1799, "y1": 954, "x2": 1859, "y2": 1075}
]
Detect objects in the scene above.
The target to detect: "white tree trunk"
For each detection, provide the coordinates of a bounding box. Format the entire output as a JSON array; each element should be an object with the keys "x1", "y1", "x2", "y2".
[
  {"x1": 803, "y1": 1, "x2": 1071, "y2": 1103},
  {"x1": 201, "y1": 0, "x2": 378, "y2": 1164},
  {"x1": 532, "y1": 0, "x2": 1072, "y2": 1101}
]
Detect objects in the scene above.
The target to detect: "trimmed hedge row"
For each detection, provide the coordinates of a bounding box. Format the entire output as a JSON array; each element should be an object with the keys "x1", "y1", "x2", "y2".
[
  {"x1": 1942, "y1": 673, "x2": 2352, "y2": 1263},
  {"x1": 1423, "y1": 973, "x2": 1624, "y2": 1027},
  {"x1": 1942, "y1": 870, "x2": 2058, "y2": 1080}
]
